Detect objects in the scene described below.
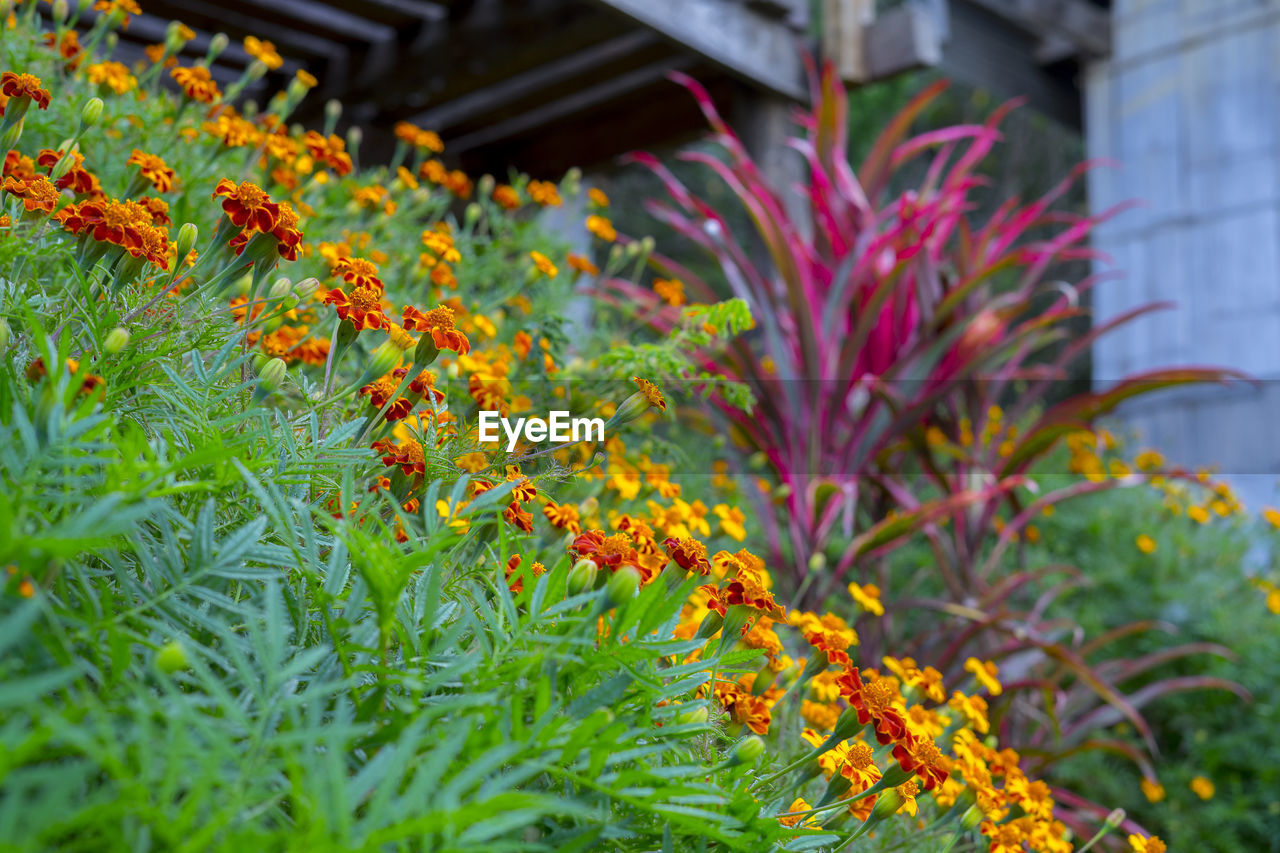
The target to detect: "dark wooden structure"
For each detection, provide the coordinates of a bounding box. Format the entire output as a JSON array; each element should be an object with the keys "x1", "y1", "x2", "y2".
[{"x1": 98, "y1": 0, "x2": 1111, "y2": 176}]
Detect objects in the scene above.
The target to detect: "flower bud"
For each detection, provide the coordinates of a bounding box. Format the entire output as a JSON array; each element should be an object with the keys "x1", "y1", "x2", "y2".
[
  {"x1": 0, "y1": 318, "x2": 10, "y2": 351},
  {"x1": 165, "y1": 19, "x2": 191, "y2": 50},
  {"x1": 52, "y1": 0, "x2": 68, "y2": 20},
  {"x1": 729, "y1": 735, "x2": 765, "y2": 767},
  {"x1": 269, "y1": 277, "x2": 293, "y2": 302},
  {"x1": 606, "y1": 566, "x2": 642, "y2": 606},
  {"x1": 207, "y1": 33, "x2": 229, "y2": 62},
  {"x1": 363, "y1": 340, "x2": 401, "y2": 382},
  {"x1": 103, "y1": 327, "x2": 130, "y2": 354},
  {"x1": 293, "y1": 276, "x2": 319, "y2": 302},
  {"x1": 255, "y1": 357, "x2": 287, "y2": 397},
  {"x1": 464, "y1": 202, "x2": 482, "y2": 227},
  {"x1": 676, "y1": 705, "x2": 708, "y2": 725},
  {"x1": 0, "y1": 117, "x2": 25, "y2": 151},
  {"x1": 567, "y1": 558, "x2": 598, "y2": 595},
  {"x1": 346, "y1": 125, "x2": 362, "y2": 151},
  {"x1": 324, "y1": 99, "x2": 342, "y2": 124},
  {"x1": 625, "y1": 240, "x2": 642, "y2": 259},
  {"x1": 175, "y1": 222, "x2": 198, "y2": 261},
  {"x1": 640, "y1": 235, "x2": 655, "y2": 255},
  {"x1": 80, "y1": 97, "x2": 103, "y2": 131},
  {"x1": 477, "y1": 174, "x2": 495, "y2": 199},
  {"x1": 155, "y1": 640, "x2": 189, "y2": 674},
  {"x1": 870, "y1": 786, "x2": 906, "y2": 820},
  {"x1": 246, "y1": 59, "x2": 268, "y2": 82},
  {"x1": 1105, "y1": 808, "x2": 1126, "y2": 829}
]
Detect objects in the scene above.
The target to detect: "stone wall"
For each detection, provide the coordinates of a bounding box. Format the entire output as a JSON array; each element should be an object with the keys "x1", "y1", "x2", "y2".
[{"x1": 1085, "y1": 0, "x2": 1280, "y2": 504}]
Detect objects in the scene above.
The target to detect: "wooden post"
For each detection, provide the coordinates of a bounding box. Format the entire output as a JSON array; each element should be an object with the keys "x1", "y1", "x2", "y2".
[
  {"x1": 823, "y1": 0, "x2": 876, "y2": 83},
  {"x1": 732, "y1": 83, "x2": 811, "y2": 240}
]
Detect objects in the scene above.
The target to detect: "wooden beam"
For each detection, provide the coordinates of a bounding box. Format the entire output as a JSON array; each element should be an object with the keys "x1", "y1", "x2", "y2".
[
  {"x1": 408, "y1": 30, "x2": 660, "y2": 129},
  {"x1": 963, "y1": 0, "x2": 1110, "y2": 59},
  {"x1": 823, "y1": 0, "x2": 875, "y2": 82},
  {"x1": 863, "y1": 1, "x2": 944, "y2": 79},
  {"x1": 587, "y1": 0, "x2": 807, "y2": 100},
  {"x1": 446, "y1": 54, "x2": 695, "y2": 154}
]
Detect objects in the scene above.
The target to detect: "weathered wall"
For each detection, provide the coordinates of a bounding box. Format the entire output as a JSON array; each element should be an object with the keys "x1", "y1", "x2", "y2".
[{"x1": 1086, "y1": 0, "x2": 1280, "y2": 503}]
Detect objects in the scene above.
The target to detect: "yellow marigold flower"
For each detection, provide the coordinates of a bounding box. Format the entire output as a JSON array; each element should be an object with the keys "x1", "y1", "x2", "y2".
[
  {"x1": 435, "y1": 499, "x2": 469, "y2": 533},
  {"x1": 948, "y1": 690, "x2": 990, "y2": 734},
  {"x1": 1140, "y1": 777, "x2": 1166, "y2": 803},
  {"x1": 586, "y1": 214, "x2": 616, "y2": 242},
  {"x1": 295, "y1": 69, "x2": 318, "y2": 88},
  {"x1": 243, "y1": 36, "x2": 284, "y2": 70},
  {"x1": 1188, "y1": 505, "x2": 1210, "y2": 524},
  {"x1": 1129, "y1": 834, "x2": 1167, "y2": 853},
  {"x1": 527, "y1": 179, "x2": 562, "y2": 207},
  {"x1": 964, "y1": 657, "x2": 1002, "y2": 696},
  {"x1": 529, "y1": 250, "x2": 558, "y2": 278},
  {"x1": 778, "y1": 798, "x2": 815, "y2": 828},
  {"x1": 567, "y1": 252, "x2": 599, "y2": 276},
  {"x1": 1264, "y1": 506, "x2": 1280, "y2": 528},
  {"x1": 713, "y1": 504, "x2": 746, "y2": 542},
  {"x1": 1135, "y1": 534, "x2": 1157, "y2": 554},
  {"x1": 85, "y1": 61, "x2": 136, "y2": 94},
  {"x1": 588, "y1": 187, "x2": 609, "y2": 207},
  {"x1": 848, "y1": 582, "x2": 884, "y2": 616},
  {"x1": 1189, "y1": 775, "x2": 1214, "y2": 800}
]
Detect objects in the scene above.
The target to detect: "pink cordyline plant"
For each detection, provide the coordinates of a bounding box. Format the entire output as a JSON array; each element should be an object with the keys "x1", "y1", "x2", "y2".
[{"x1": 601, "y1": 63, "x2": 1237, "y2": 606}]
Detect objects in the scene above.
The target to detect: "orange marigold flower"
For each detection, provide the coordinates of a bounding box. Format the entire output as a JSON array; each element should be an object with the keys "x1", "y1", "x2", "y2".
[
  {"x1": 527, "y1": 179, "x2": 562, "y2": 207},
  {"x1": 964, "y1": 657, "x2": 1003, "y2": 696},
  {"x1": 632, "y1": 376, "x2": 666, "y2": 412},
  {"x1": 586, "y1": 214, "x2": 616, "y2": 242},
  {"x1": 504, "y1": 502, "x2": 534, "y2": 533},
  {"x1": 360, "y1": 373, "x2": 413, "y2": 421},
  {"x1": 529, "y1": 250, "x2": 557, "y2": 278},
  {"x1": 663, "y1": 536, "x2": 711, "y2": 574},
  {"x1": 372, "y1": 437, "x2": 426, "y2": 478},
  {"x1": 128, "y1": 150, "x2": 177, "y2": 193},
  {"x1": 891, "y1": 732, "x2": 952, "y2": 791},
  {"x1": 2, "y1": 174, "x2": 61, "y2": 214},
  {"x1": 43, "y1": 31, "x2": 84, "y2": 69},
  {"x1": 401, "y1": 305, "x2": 471, "y2": 355},
  {"x1": 394, "y1": 121, "x2": 444, "y2": 152},
  {"x1": 492, "y1": 185, "x2": 520, "y2": 210},
  {"x1": 212, "y1": 179, "x2": 279, "y2": 233},
  {"x1": 543, "y1": 501, "x2": 582, "y2": 534},
  {"x1": 26, "y1": 357, "x2": 103, "y2": 395},
  {"x1": 303, "y1": 131, "x2": 353, "y2": 176},
  {"x1": 1128, "y1": 835, "x2": 1167, "y2": 853},
  {"x1": 837, "y1": 666, "x2": 908, "y2": 745},
  {"x1": 85, "y1": 60, "x2": 135, "y2": 94},
  {"x1": 0, "y1": 72, "x2": 53, "y2": 110},
  {"x1": 93, "y1": 0, "x2": 141, "y2": 25},
  {"x1": 333, "y1": 256, "x2": 383, "y2": 291},
  {"x1": 325, "y1": 285, "x2": 386, "y2": 330},
  {"x1": 171, "y1": 65, "x2": 221, "y2": 104},
  {"x1": 588, "y1": 187, "x2": 609, "y2": 207},
  {"x1": 243, "y1": 36, "x2": 284, "y2": 70},
  {"x1": 713, "y1": 679, "x2": 771, "y2": 735},
  {"x1": 653, "y1": 277, "x2": 686, "y2": 306},
  {"x1": 567, "y1": 252, "x2": 599, "y2": 276}
]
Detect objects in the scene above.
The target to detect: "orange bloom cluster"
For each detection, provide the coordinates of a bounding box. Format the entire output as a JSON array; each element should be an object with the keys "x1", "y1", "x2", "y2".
[
  {"x1": 212, "y1": 179, "x2": 303, "y2": 262},
  {"x1": 58, "y1": 198, "x2": 171, "y2": 268},
  {"x1": 170, "y1": 65, "x2": 220, "y2": 104},
  {"x1": 394, "y1": 121, "x2": 444, "y2": 153},
  {"x1": 36, "y1": 148, "x2": 100, "y2": 196},
  {"x1": 418, "y1": 159, "x2": 472, "y2": 198},
  {"x1": 2, "y1": 174, "x2": 61, "y2": 214},
  {"x1": 324, "y1": 256, "x2": 388, "y2": 330},
  {"x1": 303, "y1": 131, "x2": 353, "y2": 177}
]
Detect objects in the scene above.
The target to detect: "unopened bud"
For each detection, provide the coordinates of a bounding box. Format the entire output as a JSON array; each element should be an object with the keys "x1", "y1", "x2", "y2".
[
  {"x1": 103, "y1": 327, "x2": 130, "y2": 354},
  {"x1": 206, "y1": 33, "x2": 228, "y2": 62},
  {"x1": 79, "y1": 97, "x2": 103, "y2": 130},
  {"x1": 477, "y1": 174, "x2": 495, "y2": 199},
  {"x1": 606, "y1": 566, "x2": 642, "y2": 606},
  {"x1": 808, "y1": 552, "x2": 826, "y2": 572},
  {"x1": 269, "y1": 277, "x2": 293, "y2": 302},
  {"x1": 729, "y1": 735, "x2": 765, "y2": 767},
  {"x1": 174, "y1": 222, "x2": 198, "y2": 263},
  {"x1": 676, "y1": 705, "x2": 708, "y2": 725},
  {"x1": 324, "y1": 99, "x2": 342, "y2": 123},
  {"x1": 294, "y1": 277, "x2": 319, "y2": 302},
  {"x1": 246, "y1": 59, "x2": 268, "y2": 82},
  {"x1": 155, "y1": 640, "x2": 188, "y2": 673},
  {"x1": 255, "y1": 357, "x2": 286, "y2": 396},
  {"x1": 346, "y1": 125, "x2": 362, "y2": 150},
  {"x1": 0, "y1": 318, "x2": 10, "y2": 350},
  {"x1": 1105, "y1": 809, "x2": 1126, "y2": 829},
  {"x1": 52, "y1": 0, "x2": 68, "y2": 20},
  {"x1": 464, "y1": 202, "x2": 482, "y2": 227},
  {"x1": 0, "y1": 117, "x2": 25, "y2": 151},
  {"x1": 567, "y1": 558, "x2": 598, "y2": 595}
]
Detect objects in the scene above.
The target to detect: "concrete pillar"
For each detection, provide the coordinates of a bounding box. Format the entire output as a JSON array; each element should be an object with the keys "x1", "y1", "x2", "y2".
[{"x1": 1086, "y1": 0, "x2": 1280, "y2": 506}]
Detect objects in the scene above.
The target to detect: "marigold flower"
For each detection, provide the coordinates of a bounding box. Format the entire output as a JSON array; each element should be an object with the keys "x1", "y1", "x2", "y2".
[
  {"x1": 93, "y1": 0, "x2": 141, "y2": 24},
  {"x1": 653, "y1": 277, "x2": 685, "y2": 306},
  {"x1": 1135, "y1": 533, "x2": 1156, "y2": 554},
  {"x1": 891, "y1": 731, "x2": 951, "y2": 791},
  {"x1": 372, "y1": 436, "x2": 425, "y2": 478},
  {"x1": 492, "y1": 185, "x2": 520, "y2": 210},
  {"x1": 848, "y1": 581, "x2": 884, "y2": 616},
  {"x1": 325, "y1": 285, "x2": 386, "y2": 330},
  {"x1": 586, "y1": 213, "x2": 616, "y2": 242},
  {"x1": 333, "y1": 256, "x2": 383, "y2": 291},
  {"x1": 128, "y1": 150, "x2": 177, "y2": 193},
  {"x1": 359, "y1": 373, "x2": 412, "y2": 421},
  {"x1": 529, "y1": 250, "x2": 557, "y2": 278},
  {"x1": 212, "y1": 179, "x2": 279, "y2": 233},
  {"x1": 85, "y1": 61, "x2": 136, "y2": 94},
  {"x1": 171, "y1": 65, "x2": 221, "y2": 104},
  {"x1": 663, "y1": 536, "x2": 711, "y2": 574},
  {"x1": 2, "y1": 174, "x2": 61, "y2": 214},
  {"x1": 243, "y1": 36, "x2": 284, "y2": 70},
  {"x1": 1140, "y1": 777, "x2": 1165, "y2": 803},
  {"x1": 713, "y1": 679, "x2": 771, "y2": 735},
  {"x1": 964, "y1": 657, "x2": 1003, "y2": 696},
  {"x1": 43, "y1": 31, "x2": 84, "y2": 69},
  {"x1": 0, "y1": 72, "x2": 53, "y2": 110},
  {"x1": 567, "y1": 252, "x2": 599, "y2": 276},
  {"x1": 837, "y1": 666, "x2": 908, "y2": 744},
  {"x1": 33, "y1": 147, "x2": 97, "y2": 195},
  {"x1": 303, "y1": 131, "x2": 353, "y2": 176},
  {"x1": 402, "y1": 305, "x2": 470, "y2": 355},
  {"x1": 26, "y1": 357, "x2": 103, "y2": 395},
  {"x1": 543, "y1": 501, "x2": 582, "y2": 534},
  {"x1": 394, "y1": 121, "x2": 443, "y2": 152},
  {"x1": 588, "y1": 187, "x2": 609, "y2": 207},
  {"x1": 1128, "y1": 834, "x2": 1167, "y2": 853},
  {"x1": 1189, "y1": 775, "x2": 1214, "y2": 800},
  {"x1": 948, "y1": 690, "x2": 990, "y2": 734},
  {"x1": 527, "y1": 179, "x2": 561, "y2": 207}
]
